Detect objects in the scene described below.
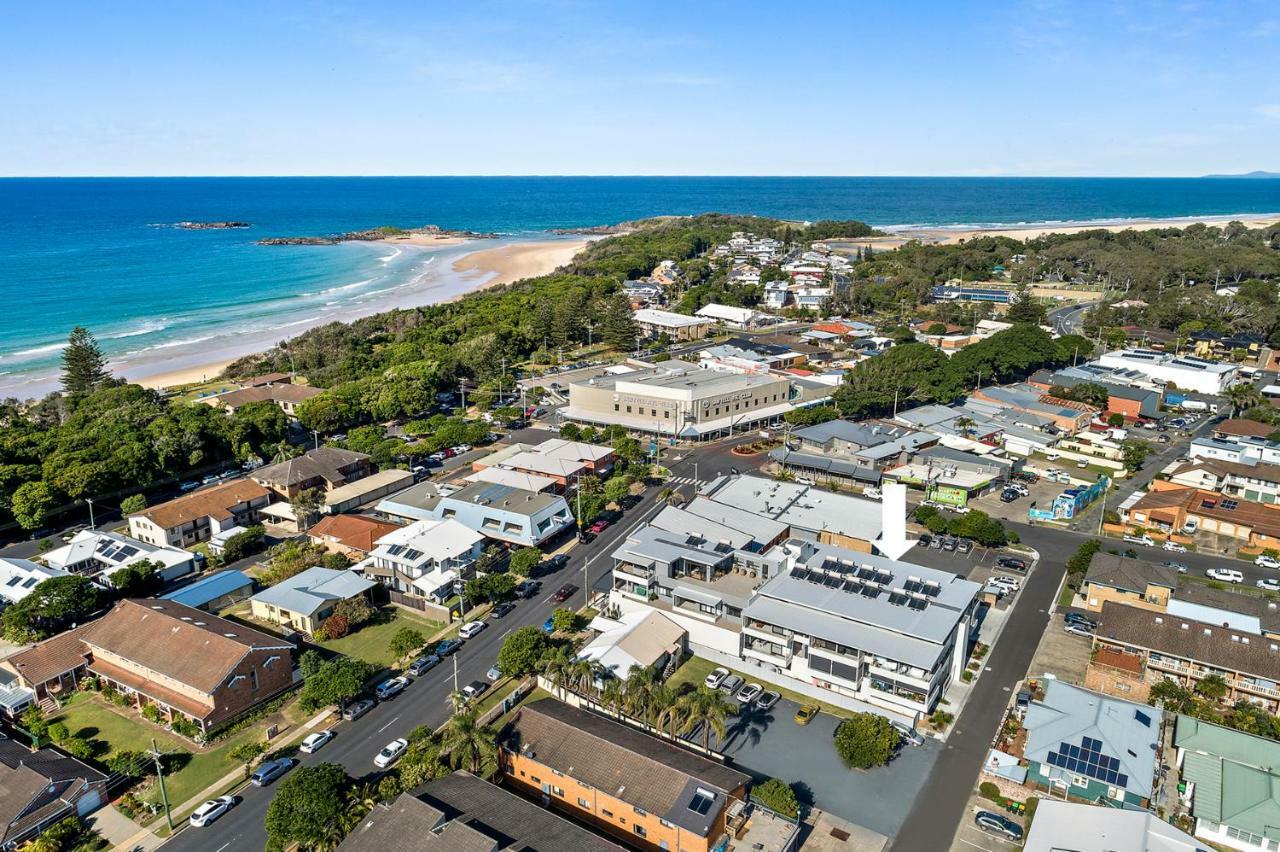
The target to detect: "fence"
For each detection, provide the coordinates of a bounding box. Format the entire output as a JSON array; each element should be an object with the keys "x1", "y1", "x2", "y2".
[
  {"x1": 478, "y1": 677, "x2": 535, "y2": 726},
  {"x1": 387, "y1": 591, "x2": 454, "y2": 623}
]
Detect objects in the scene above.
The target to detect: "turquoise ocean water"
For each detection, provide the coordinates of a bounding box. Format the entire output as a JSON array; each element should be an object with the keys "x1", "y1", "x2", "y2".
[{"x1": 1, "y1": 176, "x2": 1278, "y2": 396}]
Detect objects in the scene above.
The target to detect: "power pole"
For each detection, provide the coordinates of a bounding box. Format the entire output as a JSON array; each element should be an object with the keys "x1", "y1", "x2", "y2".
[
  {"x1": 499, "y1": 358, "x2": 508, "y2": 404},
  {"x1": 312, "y1": 430, "x2": 319, "y2": 450},
  {"x1": 459, "y1": 379, "x2": 467, "y2": 411},
  {"x1": 152, "y1": 739, "x2": 173, "y2": 830},
  {"x1": 86, "y1": 498, "x2": 95, "y2": 530},
  {"x1": 585, "y1": 320, "x2": 594, "y2": 347}
]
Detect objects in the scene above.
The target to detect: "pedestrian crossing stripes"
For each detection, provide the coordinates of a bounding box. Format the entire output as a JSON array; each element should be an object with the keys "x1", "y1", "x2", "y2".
[{"x1": 668, "y1": 476, "x2": 697, "y2": 486}]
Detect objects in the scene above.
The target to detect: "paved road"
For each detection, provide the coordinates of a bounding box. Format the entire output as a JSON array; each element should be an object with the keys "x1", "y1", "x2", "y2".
[{"x1": 163, "y1": 435, "x2": 763, "y2": 852}]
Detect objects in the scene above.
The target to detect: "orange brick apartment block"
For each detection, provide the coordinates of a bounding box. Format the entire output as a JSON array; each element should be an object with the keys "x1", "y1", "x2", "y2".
[{"x1": 499, "y1": 699, "x2": 750, "y2": 852}]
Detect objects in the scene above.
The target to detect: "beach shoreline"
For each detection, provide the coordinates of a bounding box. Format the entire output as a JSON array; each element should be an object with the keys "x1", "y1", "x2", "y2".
[{"x1": 112, "y1": 236, "x2": 589, "y2": 392}]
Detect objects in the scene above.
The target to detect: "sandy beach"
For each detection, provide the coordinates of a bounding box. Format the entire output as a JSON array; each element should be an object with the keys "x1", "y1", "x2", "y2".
[
  {"x1": 451, "y1": 238, "x2": 590, "y2": 289},
  {"x1": 109, "y1": 237, "x2": 590, "y2": 393}
]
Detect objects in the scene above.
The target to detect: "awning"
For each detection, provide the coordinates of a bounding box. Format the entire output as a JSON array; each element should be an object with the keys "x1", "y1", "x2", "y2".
[{"x1": 672, "y1": 584, "x2": 722, "y2": 607}]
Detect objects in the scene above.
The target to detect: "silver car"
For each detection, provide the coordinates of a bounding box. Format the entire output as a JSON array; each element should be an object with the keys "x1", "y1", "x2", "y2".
[{"x1": 718, "y1": 674, "x2": 744, "y2": 694}]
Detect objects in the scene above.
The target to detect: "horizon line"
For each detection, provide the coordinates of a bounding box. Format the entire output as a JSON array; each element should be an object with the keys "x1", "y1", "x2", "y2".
[{"x1": 1, "y1": 173, "x2": 1277, "y2": 180}]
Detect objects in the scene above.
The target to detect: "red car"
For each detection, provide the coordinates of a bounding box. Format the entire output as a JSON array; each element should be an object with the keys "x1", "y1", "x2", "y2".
[
  {"x1": 588, "y1": 519, "x2": 610, "y2": 534},
  {"x1": 551, "y1": 583, "x2": 578, "y2": 602}
]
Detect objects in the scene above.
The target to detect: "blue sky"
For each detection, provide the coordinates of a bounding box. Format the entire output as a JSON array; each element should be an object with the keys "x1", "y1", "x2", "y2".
[{"x1": 2, "y1": 0, "x2": 1278, "y2": 176}]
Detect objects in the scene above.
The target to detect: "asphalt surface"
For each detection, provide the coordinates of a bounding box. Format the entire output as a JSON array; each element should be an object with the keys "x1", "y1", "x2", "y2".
[{"x1": 163, "y1": 434, "x2": 763, "y2": 852}]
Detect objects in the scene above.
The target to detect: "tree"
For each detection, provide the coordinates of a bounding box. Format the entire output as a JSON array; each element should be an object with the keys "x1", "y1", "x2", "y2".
[
  {"x1": 550, "y1": 608, "x2": 581, "y2": 633},
  {"x1": 230, "y1": 741, "x2": 267, "y2": 777},
  {"x1": 3, "y1": 575, "x2": 104, "y2": 642},
  {"x1": 61, "y1": 326, "x2": 110, "y2": 394},
  {"x1": 108, "y1": 558, "x2": 162, "y2": 597},
  {"x1": 833, "y1": 713, "x2": 900, "y2": 769},
  {"x1": 389, "y1": 626, "x2": 426, "y2": 661},
  {"x1": 1195, "y1": 673, "x2": 1230, "y2": 703},
  {"x1": 20, "y1": 705, "x2": 49, "y2": 743},
  {"x1": 465, "y1": 572, "x2": 516, "y2": 604},
  {"x1": 441, "y1": 711, "x2": 499, "y2": 777},
  {"x1": 11, "y1": 481, "x2": 55, "y2": 531},
  {"x1": 599, "y1": 293, "x2": 639, "y2": 349},
  {"x1": 1121, "y1": 439, "x2": 1151, "y2": 472},
  {"x1": 298, "y1": 649, "x2": 324, "y2": 679},
  {"x1": 119, "y1": 493, "x2": 147, "y2": 515},
  {"x1": 507, "y1": 546, "x2": 542, "y2": 578},
  {"x1": 753, "y1": 778, "x2": 800, "y2": 819},
  {"x1": 678, "y1": 686, "x2": 735, "y2": 752},
  {"x1": 219, "y1": 524, "x2": 265, "y2": 564},
  {"x1": 398, "y1": 729, "x2": 450, "y2": 788},
  {"x1": 1005, "y1": 284, "x2": 1047, "y2": 325},
  {"x1": 25, "y1": 816, "x2": 102, "y2": 852},
  {"x1": 290, "y1": 488, "x2": 323, "y2": 529},
  {"x1": 1106, "y1": 412, "x2": 1125, "y2": 428},
  {"x1": 1149, "y1": 679, "x2": 1198, "y2": 714},
  {"x1": 496, "y1": 626, "x2": 551, "y2": 677},
  {"x1": 333, "y1": 595, "x2": 374, "y2": 628},
  {"x1": 264, "y1": 763, "x2": 350, "y2": 852},
  {"x1": 299, "y1": 657, "x2": 374, "y2": 711},
  {"x1": 603, "y1": 475, "x2": 631, "y2": 505}
]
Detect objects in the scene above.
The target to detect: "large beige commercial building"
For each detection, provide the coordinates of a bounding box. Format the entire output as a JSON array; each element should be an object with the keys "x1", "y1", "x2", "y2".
[{"x1": 564, "y1": 361, "x2": 817, "y2": 439}]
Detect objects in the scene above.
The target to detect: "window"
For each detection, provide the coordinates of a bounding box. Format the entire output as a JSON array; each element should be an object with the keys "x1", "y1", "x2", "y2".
[
  {"x1": 601, "y1": 808, "x2": 613, "y2": 818},
  {"x1": 577, "y1": 797, "x2": 590, "y2": 808},
  {"x1": 633, "y1": 806, "x2": 648, "y2": 816},
  {"x1": 551, "y1": 786, "x2": 564, "y2": 797},
  {"x1": 633, "y1": 825, "x2": 647, "y2": 838},
  {"x1": 1071, "y1": 774, "x2": 1088, "y2": 788},
  {"x1": 530, "y1": 775, "x2": 541, "y2": 785}
]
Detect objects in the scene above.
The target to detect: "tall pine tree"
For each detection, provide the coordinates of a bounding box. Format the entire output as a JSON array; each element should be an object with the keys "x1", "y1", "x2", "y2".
[
  {"x1": 61, "y1": 326, "x2": 110, "y2": 394},
  {"x1": 599, "y1": 293, "x2": 639, "y2": 350}
]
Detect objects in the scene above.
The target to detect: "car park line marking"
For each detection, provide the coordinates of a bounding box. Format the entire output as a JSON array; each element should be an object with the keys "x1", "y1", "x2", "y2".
[
  {"x1": 216, "y1": 844, "x2": 231, "y2": 852},
  {"x1": 377, "y1": 715, "x2": 400, "y2": 733}
]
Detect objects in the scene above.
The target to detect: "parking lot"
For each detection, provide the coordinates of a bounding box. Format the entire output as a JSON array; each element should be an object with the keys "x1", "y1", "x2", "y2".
[
  {"x1": 704, "y1": 692, "x2": 942, "y2": 839},
  {"x1": 1026, "y1": 608, "x2": 1093, "y2": 684},
  {"x1": 949, "y1": 792, "x2": 1028, "y2": 852},
  {"x1": 905, "y1": 539, "x2": 1036, "y2": 613},
  {"x1": 970, "y1": 475, "x2": 1078, "y2": 523}
]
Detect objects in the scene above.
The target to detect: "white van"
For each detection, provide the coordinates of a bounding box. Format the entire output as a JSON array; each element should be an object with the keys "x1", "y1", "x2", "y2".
[{"x1": 1123, "y1": 534, "x2": 1155, "y2": 547}]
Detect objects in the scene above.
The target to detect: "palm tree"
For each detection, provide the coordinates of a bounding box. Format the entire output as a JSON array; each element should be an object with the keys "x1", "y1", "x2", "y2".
[
  {"x1": 657, "y1": 696, "x2": 686, "y2": 742},
  {"x1": 566, "y1": 657, "x2": 598, "y2": 698},
  {"x1": 538, "y1": 647, "x2": 574, "y2": 698},
  {"x1": 446, "y1": 690, "x2": 469, "y2": 714},
  {"x1": 400, "y1": 731, "x2": 450, "y2": 788},
  {"x1": 600, "y1": 677, "x2": 626, "y2": 719},
  {"x1": 1195, "y1": 673, "x2": 1230, "y2": 703},
  {"x1": 622, "y1": 667, "x2": 663, "y2": 731},
  {"x1": 954, "y1": 416, "x2": 975, "y2": 439},
  {"x1": 442, "y1": 710, "x2": 500, "y2": 778},
  {"x1": 1226, "y1": 383, "x2": 1263, "y2": 416},
  {"x1": 678, "y1": 687, "x2": 735, "y2": 753}
]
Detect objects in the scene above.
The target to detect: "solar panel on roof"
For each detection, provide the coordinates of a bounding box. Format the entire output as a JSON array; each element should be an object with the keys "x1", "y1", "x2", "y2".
[
  {"x1": 403, "y1": 549, "x2": 423, "y2": 560},
  {"x1": 888, "y1": 591, "x2": 909, "y2": 606},
  {"x1": 117, "y1": 545, "x2": 139, "y2": 559},
  {"x1": 908, "y1": 597, "x2": 928, "y2": 610}
]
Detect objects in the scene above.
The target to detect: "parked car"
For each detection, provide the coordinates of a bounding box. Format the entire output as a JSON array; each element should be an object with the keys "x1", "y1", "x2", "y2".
[
  {"x1": 974, "y1": 811, "x2": 1023, "y2": 841},
  {"x1": 891, "y1": 721, "x2": 925, "y2": 747},
  {"x1": 250, "y1": 758, "x2": 293, "y2": 787},
  {"x1": 1207, "y1": 568, "x2": 1245, "y2": 583},
  {"x1": 551, "y1": 583, "x2": 578, "y2": 602},
  {"x1": 1000, "y1": 489, "x2": 1019, "y2": 503},
  {"x1": 542, "y1": 617, "x2": 556, "y2": 633},
  {"x1": 718, "y1": 674, "x2": 744, "y2": 694},
  {"x1": 957, "y1": 539, "x2": 972, "y2": 554},
  {"x1": 1064, "y1": 623, "x2": 1095, "y2": 638},
  {"x1": 1122, "y1": 534, "x2": 1155, "y2": 547},
  {"x1": 1064, "y1": 612, "x2": 1098, "y2": 630},
  {"x1": 516, "y1": 579, "x2": 542, "y2": 598},
  {"x1": 704, "y1": 667, "x2": 730, "y2": 689},
  {"x1": 435, "y1": 638, "x2": 463, "y2": 656},
  {"x1": 374, "y1": 738, "x2": 408, "y2": 768},
  {"x1": 299, "y1": 730, "x2": 334, "y2": 754},
  {"x1": 407, "y1": 655, "x2": 441, "y2": 677},
  {"x1": 489, "y1": 602, "x2": 516, "y2": 619},
  {"x1": 544, "y1": 553, "x2": 570, "y2": 571},
  {"x1": 916, "y1": 534, "x2": 931, "y2": 548},
  {"x1": 794, "y1": 704, "x2": 819, "y2": 725},
  {"x1": 1010, "y1": 483, "x2": 1029, "y2": 496},
  {"x1": 1258, "y1": 578, "x2": 1280, "y2": 592},
  {"x1": 1256, "y1": 555, "x2": 1280, "y2": 569},
  {"x1": 179, "y1": 480, "x2": 200, "y2": 492},
  {"x1": 588, "y1": 519, "x2": 610, "y2": 534},
  {"x1": 735, "y1": 683, "x2": 763, "y2": 704},
  {"x1": 376, "y1": 676, "x2": 409, "y2": 699},
  {"x1": 990, "y1": 575, "x2": 1021, "y2": 592},
  {"x1": 1163, "y1": 541, "x2": 1188, "y2": 553},
  {"x1": 756, "y1": 690, "x2": 781, "y2": 710},
  {"x1": 943, "y1": 537, "x2": 957, "y2": 552},
  {"x1": 189, "y1": 797, "x2": 236, "y2": 828},
  {"x1": 342, "y1": 698, "x2": 375, "y2": 721},
  {"x1": 462, "y1": 680, "x2": 489, "y2": 701},
  {"x1": 486, "y1": 665, "x2": 502, "y2": 681},
  {"x1": 929, "y1": 536, "x2": 943, "y2": 550},
  {"x1": 997, "y1": 556, "x2": 1028, "y2": 571},
  {"x1": 459, "y1": 620, "x2": 487, "y2": 639},
  {"x1": 1163, "y1": 561, "x2": 1189, "y2": 573}
]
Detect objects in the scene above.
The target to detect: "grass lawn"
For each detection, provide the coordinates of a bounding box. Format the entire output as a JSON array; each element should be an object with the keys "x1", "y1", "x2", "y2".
[
  {"x1": 53, "y1": 692, "x2": 308, "y2": 814},
  {"x1": 667, "y1": 656, "x2": 853, "y2": 719},
  {"x1": 320, "y1": 607, "x2": 444, "y2": 668},
  {"x1": 1057, "y1": 581, "x2": 1078, "y2": 608}
]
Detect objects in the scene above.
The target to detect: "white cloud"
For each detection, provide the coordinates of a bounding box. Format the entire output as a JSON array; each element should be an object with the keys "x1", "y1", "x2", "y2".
[{"x1": 1255, "y1": 104, "x2": 1280, "y2": 121}]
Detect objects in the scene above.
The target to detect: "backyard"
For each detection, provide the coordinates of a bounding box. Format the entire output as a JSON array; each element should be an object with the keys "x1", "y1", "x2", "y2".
[
  {"x1": 52, "y1": 691, "x2": 309, "y2": 815},
  {"x1": 318, "y1": 606, "x2": 444, "y2": 668}
]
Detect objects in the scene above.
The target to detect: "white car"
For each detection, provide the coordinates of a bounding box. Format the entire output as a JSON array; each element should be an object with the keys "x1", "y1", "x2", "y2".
[
  {"x1": 189, "y1": 796, "x2": 235, "y2": 827},
  {"x1": 735, "y1": 683, "x2": 763, "y2": 704},
  {"x1": 458, "y1": 620, "x2": 487, "y2": 639},
  {"x1": 989, "y1": 575, "x2": 1021, "y2": 592},
  {"x1": 704, "y1": 667, "x2": 730, "y2": 689},
  {"x1": 1162, "y1": 541, "x2": 1188, "y2": 553},
  {"x1": 1207, "y1": 568, "x2": 1245, "y2": 584},
  {"x1": 1256, "y1": 555, "x2": 1280, "y2": 569},
  {"x1": 1123, "y1": 535, "x2": 1155, "y2": 547},
  {"x1": 375, "y1": 676, "x2": 409, "y2": 700},
  {"x1": 374, "y1": 738, "x2": 408, "y2": 768},
  {"x1": 299, "y1": 730, "x2": 334, "y2": 754},
  {"x1": 1258, "y1": 578, "x2": 1280, "y2": 592}
]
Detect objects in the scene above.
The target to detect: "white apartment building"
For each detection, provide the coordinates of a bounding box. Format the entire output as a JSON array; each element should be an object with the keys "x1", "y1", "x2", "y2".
[
  {"x1": 632, "y1": 308, "x2": 716, "y2": 341},
  {"x1": 42, "y1": 529, "x2": 196, "y2": 583},
  {"x1": 1094, "y1": 349, "x2": 1239, "y2": 396},
  {"x1": 363, "y1": 518, "x2": 486, "y2": 603}
]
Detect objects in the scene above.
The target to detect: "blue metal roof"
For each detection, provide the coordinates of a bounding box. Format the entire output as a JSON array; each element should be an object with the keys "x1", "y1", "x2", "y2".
[{"x1": 160, "y1": 570, "x2": 253, "y2": 608}]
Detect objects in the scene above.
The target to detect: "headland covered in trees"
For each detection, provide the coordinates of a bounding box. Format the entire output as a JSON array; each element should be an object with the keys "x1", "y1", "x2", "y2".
[{"x1": 3, "y1": 211, "x2": 1280, "y2": 536}]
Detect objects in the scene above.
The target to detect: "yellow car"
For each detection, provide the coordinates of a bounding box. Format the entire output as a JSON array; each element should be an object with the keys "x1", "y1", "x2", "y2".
[{"x1": 794, "y1": 704, "x2": 819, "y2": 725}]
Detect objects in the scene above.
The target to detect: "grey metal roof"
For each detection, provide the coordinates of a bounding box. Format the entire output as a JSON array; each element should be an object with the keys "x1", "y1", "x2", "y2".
[
  {"x1": 701, "y1": 475, "x2": 883, "y2": 541},
  {"x1": 682, "y1": 495, "x2": 789, "y2": 544},
  {"x1": 767, "y1": 449, "x2": 880, "y2": 483},
  {"x1": 1023, "y1": 680, "x2": 1158, "y2": 799},
  {"x1": 250, "y1": 566, "x2": 376, "y2": 617},
  {"x1": 650, "y1": 505, "x2": 754, "y2": 550}
]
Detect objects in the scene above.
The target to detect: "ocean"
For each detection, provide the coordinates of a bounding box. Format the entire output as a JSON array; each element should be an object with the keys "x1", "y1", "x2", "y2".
[{"x1": 2, "y1": 176, "x2": 1279, "y2": 397}]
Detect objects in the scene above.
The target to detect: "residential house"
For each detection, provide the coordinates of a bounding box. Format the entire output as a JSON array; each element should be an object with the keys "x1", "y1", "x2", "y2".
[
  {"x1": 41, "y1": 529, "x2": 196, "y2": 584},
  {"x1": 1, "y1": 599, "x2": 295, "y2": 733},
  {"x1": 499, "y1": 699, "x2": 751, "y2": 852},
  {"x1": 1175, "y1": 714, "x2": 1280, "y2": 852},
  {"x1": 1168, "y1": 457, "x2": 1280, "y2": 505},
  {"x1": 320, "y1": 469, "x2": 415, "y2": 516},
  {"x1": 1214, "y1": 419, "x2": 1277, "y2": 442},
  {"x1": 249, "y1": 566, "x2": 377, "y2": 635},
  {"x1": 0, "y1": 558, "x2": 67, "y2": 607},
  {"x1": 632, "y1": 308, "x2": 715, "y2": 342},
  {"x1": 363, "y1": 519, "x2": 486, "y2": 605},
  {"x1": 1089, "y1": 601, "x2": 1280, "y2": 712},
  {"x1": 930, "y1": 284, "x2": 1014, "y2": 303},
  {"x1": 376, "y1": 480, "x2": 575, "y2": 547},
  {"x1": 1021, "y1": 799, "x2": 1205, "y2": 852},
  {"x1": 308, "y1": 514, "x2": 404, "y2": 559},
  {"x1": 128, "y1": 479, "x2": 271, "y2": 548},
  {"x1": 1022, "y1": 679, "x2": 1160, "y2": 807},
  {"x1": 695, "y1": 303, "x2": 765, "y2": 328},
  {"x1": 202, "y1": 382, "x2": 322, "y2": 419},
  {"x1": 160, "y1": 570, "x2": 255, "y2": 612},
  {"x1": 1190, "y1": 434, "x2": 1280, "y2": 466},
  {"x1": 577, "y1": 610, "x2": 687, "y2": 683},
  {"x1": 1079, "y1": 554, "x2": 1178, "y2": 613},
  {"x1": 622, "y1": 280, "x2": 664, "y2": 307},
  {"x1": 1121, "y1": 483, "x2": 1280, "y2": 550},
  {"x1": 0, "y1": 737, "x2": 109, "y2": 848},
  {"x1": 251, "y1": 446, "x2": 373, "y2": 500},
  {"x1": 339, "y1": 771, "x2": 625, "y2": 852}
]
